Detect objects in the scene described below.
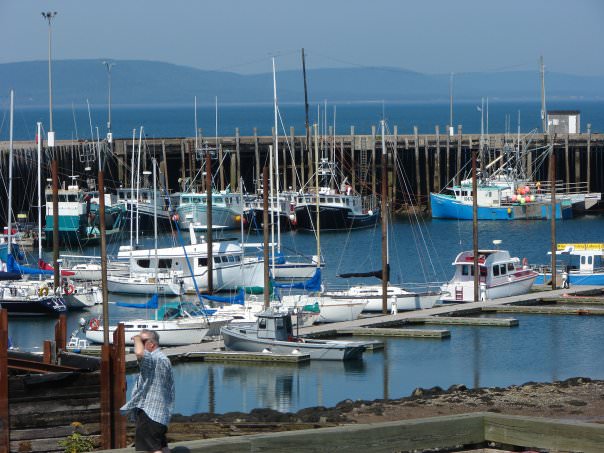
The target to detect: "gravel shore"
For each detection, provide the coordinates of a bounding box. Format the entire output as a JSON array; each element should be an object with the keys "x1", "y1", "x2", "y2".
[{"x1": 159, "y1": 377, "x2": 604, "y2": 442}]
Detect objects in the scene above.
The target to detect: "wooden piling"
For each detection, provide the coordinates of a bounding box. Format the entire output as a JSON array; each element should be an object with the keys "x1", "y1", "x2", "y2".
[
  {"x1": 565, "y1": 134, "x2": 570, "y2": 192},
  {"x1": 350, "y1": 126, "x2": 356, "y2": 190},
  {"x1": 424, "y1": 134, "x2": 431, "y2": 208},
  {"x1": 0, "y1": 310, "x2": 8, "y2": 453},
  {"x1": 445, "y1": 125, "x2": 451, "y2": 185},
  {"x1": 235, "y1": 128, "x2": 241, "y2": 190},
  {"x1": 456, "y1": 125, "x2": 462, "y2": 184},
  {"x1": 290, "y1": 126, "x2": 297, "y2": 191},
  {"x1": 371, "y1": 125, "x2": 377, "y2": 196},
  {"x1": 414, "y1": 126, "x2": 421, "y2": 201},
  {"x1": 254, "y1": 128, "x2": 260, "y2": 190},
  {"x1": 435, "y1": 126, "x2": 441, "y2": 192}
]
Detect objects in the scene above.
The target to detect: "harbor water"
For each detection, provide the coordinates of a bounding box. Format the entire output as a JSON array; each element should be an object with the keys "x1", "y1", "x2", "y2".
[{"x1": 6, "y1": 214, "x2": 604, "y2": 415}]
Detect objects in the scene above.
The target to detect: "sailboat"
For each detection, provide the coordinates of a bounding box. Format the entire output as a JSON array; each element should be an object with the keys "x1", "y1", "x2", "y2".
[
  {"x1": 107, "y1": 157, "x2": 184, "y2": 296},
  {"x1": 314, "y1": 120, "x2": 441, "y2": 312},
  {"x1": 0, "y1": 94, "x2": 66, "y2": 315}
]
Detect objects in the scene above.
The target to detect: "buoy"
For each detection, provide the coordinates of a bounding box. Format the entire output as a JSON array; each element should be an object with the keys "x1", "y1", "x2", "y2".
[
  {"x1": 507, "y1": 207, "x2": 512, "y2": 215},
  {"x1": 520, "y1": 198, "x2": 526, "y2": 205},
  {"x1": 511, "y1": 195, "x2": 517, "y2": 202},
  {"x1": 525, "y1": 196, "x2": 531, "y2": 203},
  {"x1": 89, "y1": 318, "x2": 100, "y2": 330},
  {"x1": 530, "y1": 195, "x2": 535, "y2": 202}
]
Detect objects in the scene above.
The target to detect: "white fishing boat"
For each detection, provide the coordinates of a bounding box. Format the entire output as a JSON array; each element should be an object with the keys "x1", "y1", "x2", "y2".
[
  {"x1": 534, "y1": 243, "x2": 604, "y2": 287},
  {"x1": 440, "y1": 248, "x2": 538, "y2": 302},
  {"x1": 279, "y1": 292, "x2": 367, "y2": 323},
  {"x1": 221, "y1": 308, "x2": 366, "y2": 360}
]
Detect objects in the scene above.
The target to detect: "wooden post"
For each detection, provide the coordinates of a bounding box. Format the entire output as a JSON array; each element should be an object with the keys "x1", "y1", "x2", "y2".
[
  {"x1": 43, "y1": 340, "x2": 53, "y2": 364},
  {"x1": 100, "y1": 344, "x2": 112, "y2": 449},
  {"x1": 456, "y1": 125, "x2": 463, "y2": 185},
  {"x1": 350, "y1": 126, "x2": 356, "y2": 190},
  {"x1": 206, "y1": 154, "x2": 213, "y2": 293},
  {"x1": 290, "y1": 126, "x2": 297, "y2": 191},
  {"x1": 371, "y1": 125, "x2": 377, "y2": 197},
  {"x1": 111, "y1": 324, "x2": 126, "y2": 448},
  {"x1": 54, "y1": 314, "x2": 67, "y2": 351},
  {"x1": 0, "y1": 309, "x2": 8, "y2": 453},
  {"x1": 414, "y1": 126, "x2": 421, "y2": 204},
  {"x1": 180, "y1": 140, "x2": 186, "y2": 191},
  {"x1": 282, "y1": 133, "x2": 288, "y2": 192},
  {"x1": 587, "y1": 124, "x2": 591, "y2": 191},
  {"x1": 472, "y1": 149, "x2": 479, "y2": 302},
  {"x1": 435, "y1": 125, "x2": 441, "y2": 192},
  {"x1": 161, "y1": 140, "x2": 169, "y2": 192},
  {"x1": 526, "y1": 139, "x2": 532, "y2": 177},
  {"x1": 254, "y1": 128, "x2": 260, "y2": 190},
  {"x1": 565, "y1": 134, "x2": 570, "y2": 192},
  {"x1": 425, "y1": 134, "x2": 431, "y2": 209},
  {"x1": 574, "y1": 142, "x2": 581, "y2": 188},
  {"x1": 218, "y1": 143, "x2": 225, "y2": 191},
  {"x1": 235, "y1": 128, "x2": 241, "y2": 189}
]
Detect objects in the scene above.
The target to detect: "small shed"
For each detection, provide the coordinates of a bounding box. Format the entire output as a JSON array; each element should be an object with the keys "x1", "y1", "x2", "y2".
[{"x1": 547, "y1": 110, "x2": 581, "y2": 134}]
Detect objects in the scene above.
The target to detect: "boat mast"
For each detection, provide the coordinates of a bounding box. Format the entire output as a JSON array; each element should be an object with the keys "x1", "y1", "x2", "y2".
[
  {"x1": 380, "y1": 120, "x2": 388, "y2": 314},
  {"x1": 272, "y1": 57, "x2": 281, "y2": 258},
  {"x1": 152, "y1": 158, "x2": 159, "y2": 306},
  {"x1": 540, "y1": 56, "x2": 548, "y2": 134},
  {"x1": 135, "y1": 127, "x2": 143, "y2": 245},
  {"x1": 262, "y1": 166, "x2": 270, "y2": 309},
  {"x1": 302, "y1": 48, "x2": 310, "y2": 187},
  {"x1": 449, "y1": 72, "x2": 454, "y2": 136},
  {"x1": 472, "y1": 148, "x2": 479, "y2": 302},
  {"x1": 130, "y1": 128, "x2": 136, "y2": 252},
  {"x1": 37, "y1": 122, "x2": 43, "y2": 265},
  {"x1": 7, "y1": 91, "x2": 14, "y2": 261},
  {"x1": 314, "y1": 124, "x2": 321, "y2": 265},
  {"x1": 205, "y1": 153, "x2": 213, "y2": 294}
]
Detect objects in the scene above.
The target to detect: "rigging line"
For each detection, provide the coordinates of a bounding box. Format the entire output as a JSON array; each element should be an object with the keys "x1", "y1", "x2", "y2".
[{"x1": 205, "y1": 49, "x2": 300, "y2": 73}]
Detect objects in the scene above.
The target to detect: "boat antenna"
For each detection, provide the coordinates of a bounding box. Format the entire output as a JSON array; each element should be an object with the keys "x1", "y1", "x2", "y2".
[
  {"x1": 540, "y1": 56, "x2": 548, "y2": 134},
  {"x1": 301, "y1": 48, "x2": 310, "y2": 188}
]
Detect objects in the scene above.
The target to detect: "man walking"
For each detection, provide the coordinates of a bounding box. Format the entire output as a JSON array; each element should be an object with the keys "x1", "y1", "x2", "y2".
[{"x1": 121, "y1": 329, "x2": 175, "y2": 453}]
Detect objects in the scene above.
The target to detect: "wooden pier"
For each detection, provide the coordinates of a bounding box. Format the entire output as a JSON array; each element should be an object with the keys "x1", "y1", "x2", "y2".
[{"x1": 1, "y1": 130, "x2": 603, "y2": 220}]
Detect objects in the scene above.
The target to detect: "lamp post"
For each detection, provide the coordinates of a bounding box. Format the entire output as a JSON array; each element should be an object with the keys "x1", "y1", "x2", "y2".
[
  {"x1": 102, "y1": 60, "x2": 115, "y2": 138},
  {"x1": 41, "y1": 11, "x2": 57, "y2": 142}
]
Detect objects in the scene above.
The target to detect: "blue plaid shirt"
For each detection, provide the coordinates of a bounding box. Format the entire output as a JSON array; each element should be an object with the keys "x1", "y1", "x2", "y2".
[{"x1": 121, "y1": 348, "x2": 175, "y2": 426}]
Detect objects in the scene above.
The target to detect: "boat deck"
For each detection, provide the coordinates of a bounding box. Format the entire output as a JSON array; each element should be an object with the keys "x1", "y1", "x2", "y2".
[{"x1": 125, "y1": 285, "x2": 602, "y2": 367}]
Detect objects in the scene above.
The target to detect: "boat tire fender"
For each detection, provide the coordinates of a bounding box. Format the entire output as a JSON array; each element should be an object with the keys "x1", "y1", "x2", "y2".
[{"x1": 65, "y1": 284, "x2": 75, "y2": 295}]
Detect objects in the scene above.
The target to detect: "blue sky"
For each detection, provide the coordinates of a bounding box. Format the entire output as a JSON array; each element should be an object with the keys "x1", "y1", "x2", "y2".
[{"x1": 1, "y1": 0, "x2": 603, "y2": 76}]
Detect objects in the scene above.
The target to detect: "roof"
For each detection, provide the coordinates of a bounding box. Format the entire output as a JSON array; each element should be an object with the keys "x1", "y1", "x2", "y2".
[{"x1": 548, "y1": 110, "x2": 581, "y2": 115}]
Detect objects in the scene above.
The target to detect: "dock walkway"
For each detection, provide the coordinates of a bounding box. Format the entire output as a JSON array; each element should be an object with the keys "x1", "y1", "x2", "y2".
[{"x1": 125, "y1": 286, "x2": 602, "y2": 367}]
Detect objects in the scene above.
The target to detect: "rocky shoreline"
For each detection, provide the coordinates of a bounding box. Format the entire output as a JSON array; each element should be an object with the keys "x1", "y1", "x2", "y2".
[{"x1": 157, "y1": 377, "x2": 604, "y2": 442}]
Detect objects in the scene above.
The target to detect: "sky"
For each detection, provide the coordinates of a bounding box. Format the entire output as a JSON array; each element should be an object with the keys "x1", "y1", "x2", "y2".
[{"x1": 1, "y1": 0, "x2": 603, "y2": 76}]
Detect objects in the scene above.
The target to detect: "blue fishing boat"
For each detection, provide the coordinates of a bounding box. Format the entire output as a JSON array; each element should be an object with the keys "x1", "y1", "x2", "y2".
[{"x1": 534, "y1": 243, "x2": 604, "y2": 286}]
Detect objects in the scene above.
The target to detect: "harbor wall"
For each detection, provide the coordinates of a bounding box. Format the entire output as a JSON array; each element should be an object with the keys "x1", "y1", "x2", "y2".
[{"x1": 0, "y1": 129, "x2": 602, "y2": 223}]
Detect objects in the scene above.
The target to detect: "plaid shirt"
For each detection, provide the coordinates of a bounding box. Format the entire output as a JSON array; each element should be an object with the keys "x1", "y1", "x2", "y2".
[{"x1": 121, "y1": 348, "x2": 175, "y2": 426}]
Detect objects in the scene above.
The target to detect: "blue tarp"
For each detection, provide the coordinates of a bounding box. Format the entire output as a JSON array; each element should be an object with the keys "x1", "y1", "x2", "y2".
[
  {"x1": 273, "y1": 268, "x2": 322, "y2": 292},
  {"x1": 200, "y1": 288, "x2": 245, "y2": 305},
  {"x1": 116, "y1": 294, "x2": 159, "y2": 309},
  {"x1": 6, "y1": 254, "x2": 54, "y2": 276}
]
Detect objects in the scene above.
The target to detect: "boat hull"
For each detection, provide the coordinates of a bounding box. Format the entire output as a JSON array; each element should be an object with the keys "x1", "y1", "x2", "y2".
[
  {"x1": 280, "y1": 294, "x2": 366, "y2": 323},
  {"x1": 177, "y1": 205, "x2": 241, "y2": 230},
  {"x1": 440, "y1": 273, "x2": 537, "y2": 302},
  {"x1": 221, "y1": 325, "x2": 364, "y2": 360},
  {"x1": 534, "y1": 272, "x2": 604, "y2": 286},
  {"x1": 295, "y1": 205, "x2": 378, "y2": 231},
  {"x1": 430, "y1": 193, "x2": 573, "y2": 220},
  {"x1": 0, "y1": 296, "x2": 66, "y2": 315},
  {"x1": 86, "y1": 320, "x2": 210, "y2": 346},
  {"x1": 107, "y1": 275, "x2": 184, "y2": 296}
]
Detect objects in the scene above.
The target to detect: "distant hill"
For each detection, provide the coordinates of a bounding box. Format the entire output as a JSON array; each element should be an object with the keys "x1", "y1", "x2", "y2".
[{"x1": 0, "y1": 59, "x2": 602, "y2": 106}]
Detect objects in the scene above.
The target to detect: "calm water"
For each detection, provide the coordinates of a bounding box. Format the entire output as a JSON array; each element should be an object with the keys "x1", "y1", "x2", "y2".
[
  {"x1": 4, "y1": 99, "x2": 604, "y2": 141},
  {"x1": 7, "y1": 215, "x2": 604, "y2": 415}
]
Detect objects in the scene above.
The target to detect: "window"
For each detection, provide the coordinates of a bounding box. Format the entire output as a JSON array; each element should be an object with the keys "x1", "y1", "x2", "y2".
[
  {"x1": 508, "y1": 263, "x2": 515, "y2": 272},
  {"x1": 327, "y1": 197, "x2": 334, "y2": 203},
  {"x1": 581, "y1": 256, "x2": 586, "y2": 264},
  {"x1": 588, "y1": 256, "x2": 593, "y2": 265},
  {"x1": 228, "y1": 256, "x2": 235, "y2": 262},
  {"x1": 198, "y1": 258, "x2": 208, "y2": 267},
  {"x1": 500, "y1": 264, "x2": 507, "y2": 275},
  {"x1": 258, "y1": 319, "x2": 266, "y2": 329},
  {"x1": 276, "y1": 317, "x2": 284, "y2": 328},
  {"x1": 320, "y1": 197, "x2": 326, "y2": 203},
  {"x1": 462, "y1": 265, "x2": 469, "y2": 276},
  {"x1": 221, "y1": 256, "x2": 229, "y2": 263},
  {"x1": 214, "y1": 257, "x2": 221, "y2": 264},
  {"x1": 493, "y1": 265, "x2": 500, "y2": 276},
  {"x1": 158, "y1": 259, "x2": 172, "y2": 269},
  {"x1": 137, "y1": 259, "x2": 151, "y2": 269}
]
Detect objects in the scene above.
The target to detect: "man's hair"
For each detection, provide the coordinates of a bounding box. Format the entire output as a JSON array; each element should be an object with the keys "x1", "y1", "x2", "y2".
[{"x1": 141, "y1": 329, "x2": 160, "y2": 345}]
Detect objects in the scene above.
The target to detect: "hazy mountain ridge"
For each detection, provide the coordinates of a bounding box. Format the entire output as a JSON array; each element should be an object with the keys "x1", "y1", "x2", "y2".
[{"x1": 0, "y1": 59, "x2": 602, "y2": 107}]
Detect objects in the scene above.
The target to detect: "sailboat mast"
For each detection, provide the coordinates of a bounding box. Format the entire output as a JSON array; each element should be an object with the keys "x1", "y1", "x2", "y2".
[
  {"x1": 314, "y1": 124, "x2": 320, "y2": 262},
  {"x1": 262, "y1": 167, "x2": 270, "y2": 309},
  {"x1": 302, "y1": 48, "x2": 310, "y2": 187},
  {"x1": 153, "y1": 159, "x2": 158, "y2": 283},
  {"x1": 380, "y1": 120, "x2": 388, "y2": 314},
  {"x1": 128, "y1": 129, "x2": 135, "y2": 253},
  {"x1": 272, "y1": 57, "x2": 281, "y2": 254},
  {"x1": 37, "y1": 122, "x2": 43, "y2": 263},
  {"x1": 206, "y1": 153, "x2": 213, "y2": 293},
  {"x1": 449, "y1": 72, "x2": 454, "y2": 136},
  {"x1": 269, "y1": 144, "x2": 275, "y2": 275},
  {"x1": 7, "y1": 90, "x2": 14, "y2": 258},
  {"x1": 540, "y1": 56, "x2": 548, "y2": 134},
  {"x1": 194, "y1": 96, "x2": 198, "y2": 152},
  {"x1": 135, "y1": 127, "x2": 143, "y2": 245}
]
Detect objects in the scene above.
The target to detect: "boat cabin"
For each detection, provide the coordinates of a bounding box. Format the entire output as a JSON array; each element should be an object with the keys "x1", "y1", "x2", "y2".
[
  {"x1": 450, "y1": 250, "x2": 521, "y2": 285},
  {"x1": 555, "y1": 243, "x2": 604, "y2": 275},
  {"x1": 178, "y1": 191, "x2": 243, "y2": 208},
  {"x1": 255, "y1": 309, "x2": 293, "y2": 341}
]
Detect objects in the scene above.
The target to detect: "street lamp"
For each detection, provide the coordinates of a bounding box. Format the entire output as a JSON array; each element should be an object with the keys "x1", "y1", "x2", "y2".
[
  {"x1": 102, "y1": 60, "x2": 116, "y2": 141},
  {"x1": 41, "y1": 11, "x2": 57, "y2": 145}
]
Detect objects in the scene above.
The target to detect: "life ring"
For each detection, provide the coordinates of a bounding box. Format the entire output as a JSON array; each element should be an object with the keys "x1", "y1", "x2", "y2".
[
  {"x1": 64, "y1": 284, "x2": 75, "y2": 295},
  {"x1": 38, "y1": 286, "x2": 49, "y2": 297},
  {"x1": 89, "y1": 318, "x2": 100, "y2": 330},
  {"x1": 522, "y1": 257, "x2": 528, "y2": 267}
]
